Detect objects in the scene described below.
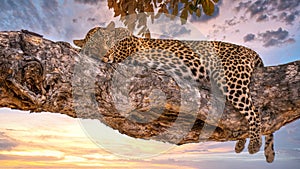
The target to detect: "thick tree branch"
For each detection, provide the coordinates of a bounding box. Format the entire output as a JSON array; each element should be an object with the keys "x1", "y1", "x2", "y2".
[{"x1": 0, "y1": 30, "x2": 299, "y2": 145}]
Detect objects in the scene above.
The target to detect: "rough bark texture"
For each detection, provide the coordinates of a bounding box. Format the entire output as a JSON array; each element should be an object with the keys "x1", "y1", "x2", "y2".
[{"x1": 0, "y1": 30, "x2": 299, "y2": 145}]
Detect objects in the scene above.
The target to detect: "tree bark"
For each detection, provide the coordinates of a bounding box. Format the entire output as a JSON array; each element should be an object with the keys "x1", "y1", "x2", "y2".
[{"x1": 0, "y1": 30, "x2": 299, "y2": 145}]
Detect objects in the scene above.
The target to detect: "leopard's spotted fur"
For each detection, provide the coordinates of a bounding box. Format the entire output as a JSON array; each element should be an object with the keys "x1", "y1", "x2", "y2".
[{"x1": 73, "y1": 21, "x2": 275, "y2": 162}]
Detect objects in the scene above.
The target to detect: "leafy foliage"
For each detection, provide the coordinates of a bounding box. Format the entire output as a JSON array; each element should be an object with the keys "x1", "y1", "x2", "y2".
[{"x1": 107, "y1": 0, "x2": 219, "y2": 38}]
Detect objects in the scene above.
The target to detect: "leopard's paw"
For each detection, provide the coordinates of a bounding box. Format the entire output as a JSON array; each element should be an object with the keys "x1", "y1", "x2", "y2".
[
  {"x1": 264, "y1": 134, "x2": 275, "y2": 163},
  {"x1": 248, "y1": 137, "x2": 262, "y2": 154},
  {"x1": 235, "y1": 139, "x2": 246, "y2": 153}
]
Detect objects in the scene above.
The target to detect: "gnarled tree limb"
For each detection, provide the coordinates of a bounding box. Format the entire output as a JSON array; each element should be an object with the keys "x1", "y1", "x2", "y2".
[{"x1": 0, "y1": 30, "x2": 299, "y2": 146}]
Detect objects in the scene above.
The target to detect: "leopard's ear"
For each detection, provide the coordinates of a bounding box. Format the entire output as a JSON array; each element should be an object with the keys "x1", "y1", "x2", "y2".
[
  {"x1": 73, "y1": 39, "x2": 84, "y2": 48},
  {"x1": 106, "y1": 21, "x2": 115, "y2": 31}
]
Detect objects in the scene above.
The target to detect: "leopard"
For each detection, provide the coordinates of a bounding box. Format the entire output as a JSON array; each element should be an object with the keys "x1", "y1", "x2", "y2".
[{"x1": 73, "y1": 21, "x2": 275, "y2": 162}]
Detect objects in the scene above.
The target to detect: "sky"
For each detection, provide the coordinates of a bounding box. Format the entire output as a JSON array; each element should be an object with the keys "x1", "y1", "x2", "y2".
[{"x1": 0, "y1": 0, "x2": 300, "y2": 168}]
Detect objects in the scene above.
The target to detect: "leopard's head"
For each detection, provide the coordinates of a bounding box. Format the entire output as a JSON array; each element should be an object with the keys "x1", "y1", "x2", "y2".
[
  {"x1": 73, "y1": 27, "x2": 100, "y2": 48},
  {"x1": 73, "y1": 21, "x2": 132, "y2": 59}
]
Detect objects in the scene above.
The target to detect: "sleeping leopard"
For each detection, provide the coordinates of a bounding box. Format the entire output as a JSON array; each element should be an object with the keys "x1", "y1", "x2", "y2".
[{"x1": 73, "y1": 21, "x2": 275, "y2": 163}]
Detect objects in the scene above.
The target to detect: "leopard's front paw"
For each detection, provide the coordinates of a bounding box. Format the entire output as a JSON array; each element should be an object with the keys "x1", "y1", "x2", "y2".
[
  {"x1": 248, "y1": 137, "x2": 262, "y2": 154},
  {"x1": 235, "y1": 139, "x2": 246, "y2": 153}
]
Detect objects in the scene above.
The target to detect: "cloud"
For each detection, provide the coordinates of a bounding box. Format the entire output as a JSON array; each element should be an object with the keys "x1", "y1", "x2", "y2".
[
  {"x1": 243, "y1": 33, "x2": 255, "y2": 42},
  {"x1": 243, "y1": 27, "x2": 296, "y2": 47},
  {"x1": 259, "y1": 27, "x2": 288, "y2": 40},
  {"x1": 225, "y1": 17, "x2": 241, "y2": 26},
  {"x1": 0, "y1": 0, "x2": 62, "y2": 35},
  {"x1": 247, "y1": 0, "x2": 268, "y2": 17},
  {"x1": 264, "y1": 38, "x2": 295, "y2": 47},
  {"x1": 256, "y1": 14, "x2": 268, "y2": 22},
  {"x1": 87, "y1": 17, "x2": 96, "y2": 22},
  {"x1": 190, "y1": 5, "x2": 220, "y2": 22},
  {"x1": 0, "y1": 0, "x2": 114, "y2": 43},
  {"x1": 234, "y1": 0, "x2": 300, "y2": 25},
  {"x1": 258, "y1": 27, "x2": 295, "y2": 47},
  {"x1": 160, "y1": 26, "x2": 191, "y2": 39},
  {"x1": 279, "y1": 11, "x2": 300, "y2": 25},
  {"x1": 0, "y1": 132, "x2": 18, "y2": 151},
  {"x1": 235, "y1": 1, "x2": 252, "y2": 12},
  {"x1": 74, "y1": 0, "x2": 101, "y2": 5},
  {"x1": 147, "y1": 16, "x2": 192, "y2": 39},
  {"x1": 277, "y1": 0, "x2": 300, "y2": 11}
]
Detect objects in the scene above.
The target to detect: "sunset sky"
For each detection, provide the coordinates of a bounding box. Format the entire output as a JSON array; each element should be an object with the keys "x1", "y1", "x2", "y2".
[{"x1": 0, "y1": 0, "x2": 300, "y2": 168}]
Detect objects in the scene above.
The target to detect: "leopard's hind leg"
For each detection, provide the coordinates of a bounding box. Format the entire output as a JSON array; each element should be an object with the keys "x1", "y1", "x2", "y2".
[
  {"x1": 264, "y1": 133, "x2": 275, "y2": 163},
  {"x1": 227, "y1": 88, "x2": 262, "y2": 154},
  {"x1": 235, "y1": 134, "x2": 274, "y2": 163},
  {"x1": 246, "y1": 106, "x2": 262, "y2": 154},
  {"x1": 235, "y1": 138, "x2": 246, "y2": 153}
]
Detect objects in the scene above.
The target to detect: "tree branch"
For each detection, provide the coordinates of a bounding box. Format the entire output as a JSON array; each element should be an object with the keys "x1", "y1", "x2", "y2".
[{"x1": 0, "y1": 30, "x2": 299, "y2": 146}]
